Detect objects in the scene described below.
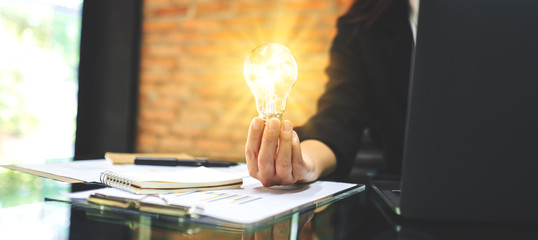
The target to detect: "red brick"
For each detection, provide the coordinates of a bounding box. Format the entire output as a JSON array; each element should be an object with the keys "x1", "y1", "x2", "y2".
[
  {"x1": 151, "y1": 97, "x2": 180, "y2": 110},
  {"x1": 211, "y1": 57, "x2": 243, "y2": 70},
  {"x1": 208, "y1": 31, "x2": 242, "y2": 42},
  {"x1": 139, "y1": 108, "x2": 176, "y2": 122},
  {"x1": 187, "y1": 100, "x2": 223, "y2": 112},
  {"x1": 150, "y1": 6, "x2": 188, "y2": 17},
  {"x1": 178, "y1": 58, "x2": 209, "y2": 71},
  {"x1": 237, "y1": 2, "x2": 277, "y2": 12},
  {"x1": 198, "y1": 72, "x2": 242, "y2": 83},
  {"x1": 297, "y1": 73, "x2": 328, "y2": 86},
  {"x1": 284, "y1": 0, "x2": 330, "y2": 12},
  {"x1": 137, "y1": 133, "x2": 158, "y2": 147},
  {"x1": 138, "y1": 83, "x2": 157, "y2": 97},
  {"x1": 143, "y1": 21, "x2": 179, "y2": 32},
  {"x1": 299, "y1": 56, "x2": 330, "y2": 70},
  {"x1": 294, "y1": 42, "x2": 328, "y2": 54},
  {"x1": 143, "y1": 0, "x2": 173, "y2": 6},
  {"x1": 185, "y1": 44, "x2": 228, "y2": 56},
  {"x1": 298, "y1": 28, "x2": 333, "y2": 41},
  {"x1": 172, "y1": 72, "x2": 200, "y2": 82},
  {"x1": 336, "y1": 0, "x2": 354, "y2": 10},
  {"x1": 167, "y1": 32, "x2": 208, "y2": 43},
  {"x1": 209, "y1": 127, "x2": 247, "y2": 140},
  {"x1": 138, "y1": 122, "x2": 170, "y2": 135},
  {"x1": 180, "y1": 111, "x2": 213, "y2": 123},
  {"x1": 196, "y1": 3, "x2": 230, "y2": 16},
  {"x1": 140, "y1": 72, "x2": 170, "y2": 83},
  {"x1": 224, "y1": 17, "x2": 266, "y2": 28},
  {"x1": 141, "y1": 58, "x2": 176, "y2": 70},
  {"x1": 156, "y1": 84, "x2": 192, "y2": 99},
  {"x1": 159, "y1": 136, "x2": 194, "y2": 152},
  {"x1": 181, "y1": 19, "x2": 220, "y2": 30},
  {"x1": 196, "y1": 139, "x2": 232, "y2": 152},
  {"x1": 171, "y1": 124, "x2": 204, "y2": 137},
  {"x1": 322, "y1": 15, "x2": 340, "y2": 27},
  {"x1": 141, "y1": 44, "x2": 182, "y2": 57}
]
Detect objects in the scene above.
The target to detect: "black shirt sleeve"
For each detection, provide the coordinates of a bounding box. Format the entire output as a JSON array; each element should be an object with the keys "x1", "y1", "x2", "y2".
[{"x1": 295, "y1": 15, "x2": 370, "y2": 180}]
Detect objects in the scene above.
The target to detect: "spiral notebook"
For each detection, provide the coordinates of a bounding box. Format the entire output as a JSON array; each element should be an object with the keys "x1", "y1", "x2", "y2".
[{"x1": 100, "y1": 166, "x2": 243, "y2": 194}]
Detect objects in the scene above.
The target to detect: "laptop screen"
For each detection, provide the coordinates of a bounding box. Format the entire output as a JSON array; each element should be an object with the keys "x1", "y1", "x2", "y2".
[{"x1": 399, "y1": 0, "x2": 538, "y2": 223}]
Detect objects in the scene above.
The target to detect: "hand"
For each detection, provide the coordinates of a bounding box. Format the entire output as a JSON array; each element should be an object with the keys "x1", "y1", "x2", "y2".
[{"x1": 245, "y1": 117, "x2": 317, "y2": 186}]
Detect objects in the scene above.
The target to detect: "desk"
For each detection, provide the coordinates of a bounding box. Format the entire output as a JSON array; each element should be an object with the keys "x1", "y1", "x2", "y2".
[{"x1": 0, "y1": 168, "x2": 536, "y2": 239}]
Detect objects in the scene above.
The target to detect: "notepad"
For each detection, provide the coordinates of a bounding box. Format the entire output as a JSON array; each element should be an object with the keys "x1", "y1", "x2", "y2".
[{"x1": 100, "y1": 167, "x2": 243, "y2": 194}]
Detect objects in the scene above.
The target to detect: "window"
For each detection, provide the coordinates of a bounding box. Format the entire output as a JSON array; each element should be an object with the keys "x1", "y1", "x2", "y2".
[
  {"x1": 0, "y1": 0, "x2": 82, "y2": 165},
  {"x1": 0, "y1": 0, "x2": 82, "y2": 208}
]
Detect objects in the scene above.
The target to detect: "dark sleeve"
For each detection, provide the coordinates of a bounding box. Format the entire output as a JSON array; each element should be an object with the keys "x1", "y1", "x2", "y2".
[{"x1": 295, "y1": 16, "x2": 369, "y2": 180}]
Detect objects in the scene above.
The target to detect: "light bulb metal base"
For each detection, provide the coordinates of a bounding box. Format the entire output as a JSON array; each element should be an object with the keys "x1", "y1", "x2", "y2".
[{"x1": 259, "y1": 113, "x2": 283, "y2": 121}]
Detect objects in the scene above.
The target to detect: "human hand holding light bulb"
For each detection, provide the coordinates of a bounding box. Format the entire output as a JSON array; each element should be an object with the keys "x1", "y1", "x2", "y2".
[
  {"x1": 244, "y1": 43, "x2": 336, "y2": 186},
  {"x1": 245, "y1": 117, "x2": 317, "y2": 186}
]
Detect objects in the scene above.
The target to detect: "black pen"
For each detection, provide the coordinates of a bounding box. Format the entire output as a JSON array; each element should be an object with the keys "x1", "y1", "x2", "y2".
[{"x1": 134, "y1": 157, "x2": 238, "y2": 167}]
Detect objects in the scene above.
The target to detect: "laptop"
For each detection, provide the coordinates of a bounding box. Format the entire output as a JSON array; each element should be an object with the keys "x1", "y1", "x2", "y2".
[{"x1": 371, "y1": 0, "x2": 538, "y2": 223}]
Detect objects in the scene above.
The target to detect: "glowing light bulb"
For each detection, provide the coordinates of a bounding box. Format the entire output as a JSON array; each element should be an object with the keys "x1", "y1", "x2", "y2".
[{"x1": 244, "y1": 43, "x2": 298, "y2": 120}]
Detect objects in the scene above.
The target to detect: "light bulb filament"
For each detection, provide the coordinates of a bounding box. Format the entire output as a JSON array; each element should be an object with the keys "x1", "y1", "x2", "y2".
[{"x1": 244, "y1": 43, "x2": 297, "y2": 120}]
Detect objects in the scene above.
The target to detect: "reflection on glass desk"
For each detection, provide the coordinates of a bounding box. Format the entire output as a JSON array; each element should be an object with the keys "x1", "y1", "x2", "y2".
[{"x1": 1, "y1": 168, "x2": 537, "y2": 239}]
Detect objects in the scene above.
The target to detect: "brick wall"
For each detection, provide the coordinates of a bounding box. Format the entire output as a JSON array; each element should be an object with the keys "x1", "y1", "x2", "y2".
[{"x1": 138, "y1": 0, "x2": 353, "y2": 161}]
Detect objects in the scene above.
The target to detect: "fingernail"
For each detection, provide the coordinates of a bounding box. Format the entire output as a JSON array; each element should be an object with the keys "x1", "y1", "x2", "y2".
[
  {"x1": 267, "y1": 118, "x2": 280, "y2": 132},
  {"x1": 282, "y1": 120, "x2": 292, "y2": 133},
  {"x1": 252, "y1": 118, "x2": 261, "y2": 130},
  {"x1": 292, "y1": 131, "x2": 298, "y2": 142}
]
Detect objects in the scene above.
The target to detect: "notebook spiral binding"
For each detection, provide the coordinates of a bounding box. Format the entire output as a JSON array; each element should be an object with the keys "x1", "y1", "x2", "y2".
[{"x1": 100, "y1": 170, "x2": 134, "y2": 192}]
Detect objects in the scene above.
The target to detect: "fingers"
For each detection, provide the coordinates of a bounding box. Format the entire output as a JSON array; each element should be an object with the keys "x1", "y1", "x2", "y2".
[
  {"x1": 275, "y1": 120, "x2": 294, "y2": 185},
  {"x1": 244, "y1": 117, "x2": 299, "y2": 186},
  {"x1": 257, "y1": 118, "x2": 281, "y2": 185},
  {"x1": 245, "y1": 117, "x2": 264, "y2": 177}
]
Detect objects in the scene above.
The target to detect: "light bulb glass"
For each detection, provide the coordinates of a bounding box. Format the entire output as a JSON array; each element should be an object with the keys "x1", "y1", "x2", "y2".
[{"x1": 244, "y1": 43, "x2": 298, "y2": 120}]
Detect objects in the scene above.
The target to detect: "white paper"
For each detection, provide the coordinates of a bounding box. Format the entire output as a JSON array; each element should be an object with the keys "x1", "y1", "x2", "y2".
[
  {"x1": 5, "y1": 159, "x2": 250, "y2": 183},
  {"x1": 69, "y1": 177, "x2": 361, "y2": 224}
]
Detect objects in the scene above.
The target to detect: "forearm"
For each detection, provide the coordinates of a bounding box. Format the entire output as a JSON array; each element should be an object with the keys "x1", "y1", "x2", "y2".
[{"x1": 300, "y1": 140, "x2": 337, "y2": 181}]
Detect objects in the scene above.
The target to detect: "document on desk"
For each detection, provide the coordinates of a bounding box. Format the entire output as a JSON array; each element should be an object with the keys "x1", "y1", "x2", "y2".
[
  {"x1": 1, "y1": 159, "x2": 250, "y2": 183},
  {"x1": 69, "y1": 177, "x2": 363, "y2": 225}
]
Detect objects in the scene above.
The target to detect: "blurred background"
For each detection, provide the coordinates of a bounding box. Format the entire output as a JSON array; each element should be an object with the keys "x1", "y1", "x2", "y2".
[
  {"x1": 137, "y1": 0, "x2": 352, "y2": 160},
  {"x1": 0, "y1": 0, "x2": 81, "y2": 207},
  {"x1": 0, "y1": 0, "x2": 81, "y2": 165},
  {"x1": 0, "y1": 0, "x2": 352, "y2": 206}
]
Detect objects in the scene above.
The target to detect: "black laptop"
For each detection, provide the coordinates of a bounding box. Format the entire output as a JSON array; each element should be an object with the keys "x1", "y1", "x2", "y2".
[{"x1": 371, "y1": 0, "x2": 538, "y2": 223}]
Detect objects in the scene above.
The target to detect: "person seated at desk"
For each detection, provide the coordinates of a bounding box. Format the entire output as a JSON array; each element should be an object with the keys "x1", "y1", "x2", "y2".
[{"x1": 245, "y1": 0, "x2": 418, "y2": 186}]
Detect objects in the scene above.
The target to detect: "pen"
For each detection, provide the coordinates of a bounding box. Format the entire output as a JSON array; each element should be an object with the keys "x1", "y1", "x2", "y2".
[{"x1": 134, "y1": 157, "x2": 238, "y2": 167}]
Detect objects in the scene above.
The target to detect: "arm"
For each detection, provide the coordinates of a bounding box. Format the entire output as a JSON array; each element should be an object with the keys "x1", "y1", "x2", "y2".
[
  {"x1": 295, "y1": 15, "x2": 369, "y2": 179},
  {"x1": 300, "y1": 139, "x2": 336, "y2": 181}
]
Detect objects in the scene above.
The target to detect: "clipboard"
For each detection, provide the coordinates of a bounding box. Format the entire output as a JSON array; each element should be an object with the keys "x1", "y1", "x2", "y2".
[
  {"x1": 69, "y1": 180, "x2": 364, "y2": 229},
  {"x1": 66, "y1": 179, "x2": 365, "y2": 229},
  {"x1": 87, "y1": 193, "x2": 199, "y2": 218},
  {"x1": 68, "y1": 196, "x2": 310, "y2": 234}
]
